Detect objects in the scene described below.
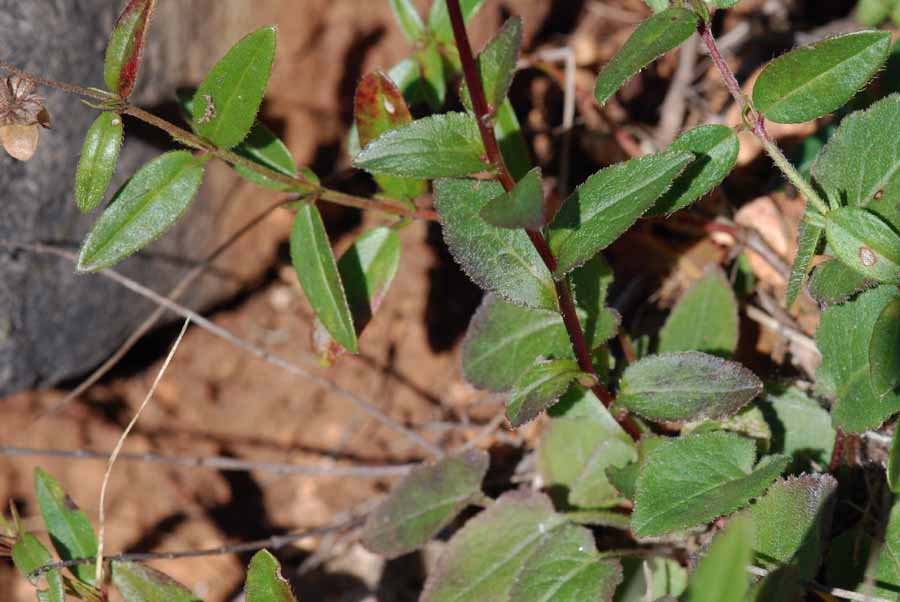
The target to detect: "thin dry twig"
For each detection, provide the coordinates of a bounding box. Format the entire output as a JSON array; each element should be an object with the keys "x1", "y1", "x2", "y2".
[
  {"x1": 96, "y1": 318, "x2": 190, "y2": 585},
  {"x1": 657, "y1": 33, "x2": 699, "y2": 146},
  {"x1": 746, "y1": 565, "x2": 893, "y2": 602}
]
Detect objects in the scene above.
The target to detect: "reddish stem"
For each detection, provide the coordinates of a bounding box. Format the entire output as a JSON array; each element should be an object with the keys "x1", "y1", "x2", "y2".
[{"x1": 446, "y1": 0, "x2": 641, "y2": 440}]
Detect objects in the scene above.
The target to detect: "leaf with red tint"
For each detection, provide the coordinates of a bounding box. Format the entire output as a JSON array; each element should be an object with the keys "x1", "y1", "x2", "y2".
[
  {"x1": 104, "y1": 0, "x2": 157, "y2": 98},
  {"x1": 355, "y1": 71, "x2": 413, "y2": 148}
]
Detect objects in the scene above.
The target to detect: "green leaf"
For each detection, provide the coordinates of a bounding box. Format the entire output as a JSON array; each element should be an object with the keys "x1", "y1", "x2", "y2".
[
  {"x1": 889, "y1": 429, "x2": 900, "y2": 493},
  {"x1": 480, "y1": 167, "x2": 544, "y2": 230},
  {"x1": 461, "y1": 294, "x2": 619, "y2": 391},
  {"x1": 812, "y1": 94, "x2": 900, "y2": 211},
  {"x1": 748, "y1": 474, "x2": 837, "y2": 579},
  {"x1": 571, "y1": 254, "x2": 615, "y2": 319},
  {"x1": 682, "y1": 404, "x2": 772, "y2": 451},
  {"x1": 631, "y1": 432, "x2": 788, "y2": 537},
  {"x1": 546, "y1": 150, "x2": 693, "y2": 277},
  {"x1": 506, "y1": 359, "x2": 585, "y2": 427},
  {"x1": 614, "y1": 558, "x2": 687, "y2": 602},
  {"x1": 34, "y1": 468, "x2": 97, "y2": 585},
  {"x1": 245, "y1": 550, "x2": 297, "y2": 602},
  {"x1": 460, "y1": 17, "x2": 523, "y2": 113},
  {"x1": 618, "y1": 351, "x2": 763, "y2": 422},
  {"x1": 313, "y1": 227, "x2": 401, "y2": 365},
  {"x1": 417, "y1": 40, "x2": 449, "y2": 108},
  {"x1": 75, "y1": 112, "x2": 125, "y2": 213},
  {"x1": 826, "y1": 207, "x2": 900, "y2": 284},
  {"x1": 538, "y1": 388, "x2": 637, "y2": 508},
  {"x1": 785, "y1": 214, "x2": 823, "y2": 307},
  {"x1": 817, "y1": 286, "x2": 900, "y2": 432},
  {"x1": 759, "y1": 386, "x2": 835, "y2": 471},
  {"x1": 435, "y1": 178, "x2": 556, "y2": 309},
  {"x1": 871, "y1": 298, "x2": 900, "y2": 400},
  {"x1": 856, "y1": 0, "x2": 893, "y2": 26},
  {"x1": 593, "y1": 8, "x2": 698, "y2": 107},
  {"x1": 389, "y1": 0, "x2": 425, "y2": 43},
  {"x1": 353, "y1": 113, "x2": 487, "y2": 178},
  {"x1": 421, "y1": 490, "x2": 565, "y2": 602},
  {"x1": 494, "y1": 98, "x2": 531, "y2": 181},
  {"x1": 752, "y1": 31, "x2": 891, "y2": 123},
  {"x1": 658, "y1": 268, "x2": 738, "y2": 355},
  {"x1": 807, "y1": 258, "x2": 873, "y2": 306},
  {"x1": 644, "y1": 0, "x2": 669, "y2": 12},
  {"x1": 428, "y1": 0, "x2": 486, "y2": 46},
  {"x1": 388, "y1": 57, "x2": 433, "y2": 109},
  {"x1": 103, "y1": 0, "x2": 156, "y2": 98},
  {"x1": 362, "y1": 449, "x2": 488, "y2": 558},
  {"x1": 112, "y1": 561, "x2": 201, "y2": 602},
  {"x1": 647, "y1": 125, "x2": 739, "y2": 216},
  {"x1": 681, "y1": 516, "x2": 753, "y2": 602},
  {"x1": 290, "y1": 203, "x2": 357, "y2": 354},
  {"x1": 77, "y1": 151, "x2": 205, "y2": 272},
  {"x1": 194, "y1": 26, "x2": 277, "y2": 149},
  {"x1": 510, "y1": 523, "x2": 622, "y2": 602},
  {"x1": 12, "y1": 533, "x2": 65, "y2": 602},
  {"x1": 746, "y1": 566, "x2": 804, "y2": 602},
  {"x1": 605, "y1": 435, "x2": 666, "y2": 502}
]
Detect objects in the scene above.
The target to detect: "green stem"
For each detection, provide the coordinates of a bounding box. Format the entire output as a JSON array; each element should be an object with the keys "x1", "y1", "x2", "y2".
[{"x1": 755, "y1": 121, "x2": 830, "y2": 215}]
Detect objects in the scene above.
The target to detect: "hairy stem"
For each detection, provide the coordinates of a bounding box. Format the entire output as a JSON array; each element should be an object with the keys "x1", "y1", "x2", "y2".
[
  {"x1": 446, "y1": 0, "x2": 640, "y2": 439},
  {"x1": 0, "y1": 60, "x2": 436, "y2": 222}
]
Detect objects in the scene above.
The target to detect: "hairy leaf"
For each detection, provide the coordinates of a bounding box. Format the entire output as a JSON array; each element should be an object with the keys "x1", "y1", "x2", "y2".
[
  {"x1": 12, "y1": 533, "x2": 64, "y2": 602},
  {"x1": 605, "y1": 435, "x2": 666, "y2": 502},
  {"x1": 808, "y1": 258, "x2": 873, "y2": 305},
  {"x1": 194, "y1": 26, "x2": 277, "y2": 149},
  {"x1": 618, "y1": 351, "x2": 763, "y2": 422},
  {"x1": 460, "y1": 17, "x2": 522, "y2": 112},
  {"x1": 428, "y1": 0, "x2": 486, "y2": 46},
  {"x1": 870, "y1": 297, "x2": 900, "y2": 399},
  {"x1": 658, "y1": 268, "x2": 738, "y2": 355},
  {"x1": 112, "y1": 561, "x2": 201, "y2": 602},
  {"x1": 245, "y1": 550, "x2": 297, "y2": 602},
  {"x1": 389, "y1": 0, "x2": 425, "y2": 42},
  {"x1": 362, "y1": 450, "x2": 488, "y2": 558},
  {"x1": 354, "y1": 113, "x2": 487, "y2": 178},
  {"x1": 547, "y1": 150, "x2": 692, "y2": 277},
  {"x1": 77, "y1": 151, "x2": 205, "y2": 272},
  {"x1": 681, "y1": 516, "x2": 753, "y2": 602},
  {"x1": 594, "y1": 8, "x2": 698, "y2": 107},
  {"x1": 510, "y1": 523, "x2": 622, "y2": 602},
  {"x1": 817, "y1": 285, "x2": 900, "y2": 432},
  {"x1": 753, "y1": 31, "x2": 891, "y2": 123},
  {"x1": 631, "y1": 432, "x2": 788, "y2": 537},
  {"x1": 75, "y1": 112, "x2": 124, "y2": 213},
  {"x1": 313, "y1": 227, "x2": 400, "y2": 365},
  {"x1": 648, "y1": 125, "x2": 739, "y2": 216},
  {"x1": 785, "y1": 215, "x2": 823, "y2": 307},
  {"x1": 355, "y1": 71, "x2": 413, "y2": 147},
  {"x1": 461, "y1": 295, "x2": 619, "y2": 391},
  {"x1": 34, "y1": 468, "x2": 97, "y2": 584},
  {"x1": 435, "y1": 178, "x2": 556, "y2": 309},
  {"x1": 682, "y1": 405, "x2": 772, "y2": 450},
  {"x1": 826, "y1": 207, "x2": 900, "y2": 284},
  {"x1": 422, "y1": 490, "x2": 564, "y2": 602},
  {"x1": 758, "y1": 386, "x2": 835, "y2": 470},
  {"x1": 506, "y1": 359, "x2": 585, "y2": 427},
  {"x1": 480, "y1": 166, "x2": 544, "y2": 230},
  {"x1": 103, "y1": 0, "x2": 156, "y2": 98},
  {"x1": 748, "y1": 475, "x2": 837, "y2": 579},
  {"x1": 290, "y1": 203, "x2": 357, "y2": 353}
]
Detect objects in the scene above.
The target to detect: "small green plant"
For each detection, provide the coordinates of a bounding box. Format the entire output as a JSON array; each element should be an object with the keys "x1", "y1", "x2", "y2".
[{"x1": 4, "y1": 0, "x2": 900, "y2": 600}]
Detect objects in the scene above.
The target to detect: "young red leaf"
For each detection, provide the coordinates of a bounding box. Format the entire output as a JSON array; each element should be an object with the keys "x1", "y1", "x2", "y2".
[{"x1": 104, "y1": 0, "x2": 157, "y2": 98}]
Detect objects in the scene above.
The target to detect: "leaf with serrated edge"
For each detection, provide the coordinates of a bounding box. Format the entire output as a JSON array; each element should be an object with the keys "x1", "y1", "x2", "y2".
[
  {"x1": 618, "y1": 351, "x2": 763, "y2": 423},
  {"x1": 435, "y1": 178, "x2": 556, "y2": 309},
  {"x1": 510, "y1": 523, "x2": 622, "y2": 602},
  {"x1": 547, "y1": 150, "x2": 693, "y2": 277},
  {"x1": 870, "y1": 297, "x2": 900, "y2": 399},
  {"x1": 658, "y1": 268, "x2": 738, "y2": 355},
  {"x1": 808, "y1": 258, "x2": 873, "y2": 306},
  {"x1": 817, "y1": 285, "x2": 900, "y2": 432},
  {"x1": 753, "y1": 31, "x2": 891, "y2": 123},
  {"x1": 826, "y1": 207, "x2": 900, "y2": 284},
  {"x1": 75, "y1": 112, "x2": 124, "y2": 212},
  {"x1": 245, "y1": 550, "x2": 297, "y2": 602},
  {"x1": 681, "y1": 516, "x2": 753, "y2": 602},
  {"x1": 648, "y1": 125, "x2": 739, "y2": 216},
  {"x1": 785, "y1": 214, "x2": 823, "y2": 307},
  {"x1": 12, "y1": 533, "x2": 65, "y2": 602},
  {"x1": 112, "y1": 561, "x2": 201, "y2": 602},
  {"x1": 631, "y1": 432, "x2": 788, "y2": 537},
  {"x1": 480, "y1": 167, "x2": 544, "y2": 230},
  {"x1": 34, "y1": 468, "x2": 97, "y2": 585},
  {"x1": 539, "y1": 388, "x2": 637, "y2": 508},
  {"x1": 194, "y1": 26, "x2": 276, "y2": 149},
  {"x1": 460, "y1": 17, "x2": 523, "y2": 112},
  {"x1": 362, "y1": 450, "x2": 488, "y2": 558},
  {"x1": 77, "y1": 151, "x2": 205, "y2": 272},
  {"x1": 461, "y1": 294, "x2": 620, "y2": 391},
  {"x1": 506, "y1": 359, "x2": 584, "y2": 427},
  {"x1": 103, "y1": 0, "x2": 156, "y2": 98},
  {"x1": 421, "y1": 489, "x2": 565, "y2": 602},
  {"x1": 353, "y1": 113, "x2": 487, "y2": 178},
  {"x1": 290, "y1": 204, "x2": 358, "y2": 353}
]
